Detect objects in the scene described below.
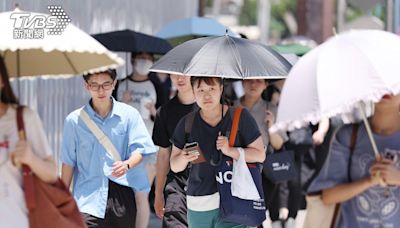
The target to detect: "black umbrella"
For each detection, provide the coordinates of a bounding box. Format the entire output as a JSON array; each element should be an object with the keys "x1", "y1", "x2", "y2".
[
  {"x1": 150, "y1": 35, "x2": 292, "y2": 79},
  {"x1": 93, "y1": 29, "x2": 172, "y2": 92},
  {"x1": 92, "y1": 29, "x2": 172, "y2": 55}
]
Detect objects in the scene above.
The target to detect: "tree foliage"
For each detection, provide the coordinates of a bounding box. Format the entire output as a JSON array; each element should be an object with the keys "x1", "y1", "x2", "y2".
[{"x1": 239, "y1": 0, "x2": 296, "y2": 38}]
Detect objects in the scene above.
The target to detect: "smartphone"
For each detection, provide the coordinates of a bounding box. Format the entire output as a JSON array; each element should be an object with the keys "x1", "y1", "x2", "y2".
[
  {"x1": 184, "y1": 142, "x2": 200, "y2": 156},
  {"x1": 383, "y1": 149, "x2": 398, "y2": 163}
]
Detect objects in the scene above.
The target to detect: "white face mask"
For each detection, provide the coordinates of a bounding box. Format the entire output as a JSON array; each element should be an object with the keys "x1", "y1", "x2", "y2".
[{"x1": 134, "y1": 59, "x2": 153, "y2": 76}]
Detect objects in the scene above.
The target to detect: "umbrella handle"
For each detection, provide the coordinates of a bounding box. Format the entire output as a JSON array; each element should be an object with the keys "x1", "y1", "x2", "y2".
[
  {"x1": 358, "y1": 102, "x2": 379, "y2": 159},
  {"x1": 358, "y1": 102, "x2": 387, "y2": 187},
  {"x1": 125, "y1": 53, "x2": 129, "y2": 91}
]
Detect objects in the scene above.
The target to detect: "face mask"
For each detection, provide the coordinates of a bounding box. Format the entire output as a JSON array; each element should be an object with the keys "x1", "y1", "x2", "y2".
[{"x1": 134, "y1": 59, "x2": 153, "y2": 75}]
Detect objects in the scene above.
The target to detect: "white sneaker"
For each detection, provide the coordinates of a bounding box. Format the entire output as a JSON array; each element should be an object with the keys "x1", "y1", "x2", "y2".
[
  {"x1": 271, "y1": 221, "x2": 283, "y2": 228},
  {"x1": 284, "y1": 218, "x2": 296, "y2": 228}
]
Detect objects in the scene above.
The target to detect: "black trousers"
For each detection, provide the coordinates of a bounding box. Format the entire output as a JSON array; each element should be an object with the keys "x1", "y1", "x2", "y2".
[
  {"x1": 162, "y1": 181, "x2": 188, "y2": 228},
  {"x1": 82, "y1": 180, "x2": 137, "y2": 228}
]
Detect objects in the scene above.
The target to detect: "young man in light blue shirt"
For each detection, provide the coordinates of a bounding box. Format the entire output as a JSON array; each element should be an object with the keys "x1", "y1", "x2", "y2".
[{"x1": 61, "y1": 69, "x2": 157, "y2": 227}]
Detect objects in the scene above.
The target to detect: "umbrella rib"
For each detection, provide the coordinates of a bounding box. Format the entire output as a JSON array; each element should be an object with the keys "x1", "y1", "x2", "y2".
[
  {"x1": 63, "y1": 52, "x2": 78, "y2": 75},
  {"x1": 228, "y1": 37, "x2": 243, "y2": 76},
  {"x1": 214, "y1": 39, "x2": 223, "y2": 76}
]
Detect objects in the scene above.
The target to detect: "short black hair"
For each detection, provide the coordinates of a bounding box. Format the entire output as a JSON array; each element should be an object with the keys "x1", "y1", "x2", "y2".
[
  {"x1": 0, "y1": 55, "x2": 18, "y2": 104},
  {"x1": 131, "y1": 52, "x2": 154, "y2": 61},
  {"x1": 82, "y1": 69, "x2": 117, "y2": 82},
  {"x1": 190, "y1": 77, "x2": 223, "y2": 88}
]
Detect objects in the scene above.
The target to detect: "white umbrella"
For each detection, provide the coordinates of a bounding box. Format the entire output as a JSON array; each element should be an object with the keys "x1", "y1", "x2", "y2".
[
  {"x1": 271, "y1": 29, "x2": 400, "y2": 158},
  {"x1": 0, "y1": 9, "x2": 124, "y2": 78}
]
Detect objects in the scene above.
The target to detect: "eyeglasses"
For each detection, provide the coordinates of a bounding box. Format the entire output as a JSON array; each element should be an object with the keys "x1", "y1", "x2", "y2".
[{"x1": 88, "y1": 81, "x2": 114, "y2": 91}]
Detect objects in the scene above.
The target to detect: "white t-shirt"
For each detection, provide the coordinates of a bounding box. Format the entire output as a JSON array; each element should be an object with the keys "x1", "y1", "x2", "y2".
[
  {"x1": 117, "y1": 78, "x2": 157, "y2": 134},
  {"x1": 0, "y1": 106, "x2": 53, "y2": 228}
]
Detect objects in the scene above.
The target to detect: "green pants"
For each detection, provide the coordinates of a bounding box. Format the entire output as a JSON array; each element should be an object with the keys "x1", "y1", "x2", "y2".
[{"x1": 188, "y1": 209, "x2": 249, "y2": 228}]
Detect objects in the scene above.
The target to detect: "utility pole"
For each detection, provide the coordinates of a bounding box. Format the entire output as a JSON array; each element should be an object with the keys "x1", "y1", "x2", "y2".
[
  {"x1": 385, "y1": 0, "x2": 394, "y2": 31},
  {"x1": 322, "y1": 0, "x2": 335, "y2": 40},
  {"x1": 258, "y1": 0, "x2": 271, "y2": 44},
  {"x1": 337, "y1": 0, "x2": 347, "y2": 32},
  {"x1": 307, "y1": 0, "x2": 334, "y2": 43},
  {"x1": 198, "y1": 0, "x2": 205, "y2": 16},
  {"x1": 395, "y1": 0, "x2": 400, "y2": 33},
  {"x1": 296, "y1": 0, "x2": 308, "y2": 35}
]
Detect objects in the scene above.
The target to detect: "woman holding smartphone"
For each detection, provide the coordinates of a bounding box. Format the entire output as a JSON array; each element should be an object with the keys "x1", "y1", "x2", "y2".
[{"x1": 170, "y1": 77, "x2": 265, "y2": 228}]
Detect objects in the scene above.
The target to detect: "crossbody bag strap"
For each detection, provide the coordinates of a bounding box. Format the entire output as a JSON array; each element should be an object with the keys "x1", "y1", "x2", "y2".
[
  {"x1": 229, "y1": 107, "x2": 243, "y2": 147},
  {"x1": 330, "y1": 123, "x2": 359, "y2": 228},
  {"x1": 79, "y1": 109, "x2": 121, "y2": 161},
  {"x1": 348, "y1": 124, "x2": 359, "y2": 182},
  {"x1": 16, "y1": 106, "x2": 36, "y2": 209}
]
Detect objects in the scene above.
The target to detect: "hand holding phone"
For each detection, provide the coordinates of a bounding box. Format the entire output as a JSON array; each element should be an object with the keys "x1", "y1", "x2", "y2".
[
  {"x1": 184, "y1": 142, "x2": 200, "y2": 156},
  {"x1": 183, "y1": 142, "x2": 206, "y2": 164}
]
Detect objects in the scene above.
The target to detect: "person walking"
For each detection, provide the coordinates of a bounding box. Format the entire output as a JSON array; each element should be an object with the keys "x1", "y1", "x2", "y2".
[
  {"x1": 170, "y1": 77, "x2": 265, "y2": 228},
  {"x1": 309, "y1": 93, "x2": 400, "y2": 227},
  {"x1": 153, "y1": 74, "x2": 196, "y2": 227},
  {"x1": 0, "y1": 55, "x2": 57, "y2": 228},
  {"x1": 113, "y1": 52, "x2": 158, "y2": 228},
  {"x1": 61, "y1": 69, "x2": 156, "y2": 228}
]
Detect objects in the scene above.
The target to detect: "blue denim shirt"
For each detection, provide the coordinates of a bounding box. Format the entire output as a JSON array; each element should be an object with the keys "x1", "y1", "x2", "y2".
[{"x1": 61, "y1": 98, "x2": 157, "y2": 218}]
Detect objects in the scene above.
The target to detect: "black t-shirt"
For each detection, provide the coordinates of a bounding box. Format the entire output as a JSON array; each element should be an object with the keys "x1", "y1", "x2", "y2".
[
  {"x1": 171, "y1": 107, "x2": 261, "y2": 196},
  {"x1": 149, "y1": 72, "x2": 172, "y2": 109},
  {"x1": 152, "y1": 95, "x2": 196, "y2": 190}
]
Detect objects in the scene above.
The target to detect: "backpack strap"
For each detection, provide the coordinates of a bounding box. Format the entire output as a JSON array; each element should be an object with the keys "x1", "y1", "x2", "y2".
[
  {"x1": 229, "y1": 107, "x2": 243, "y2": 147},
  {"x1": 184, "y1": 111, "x2": 196, "y2": 143}
]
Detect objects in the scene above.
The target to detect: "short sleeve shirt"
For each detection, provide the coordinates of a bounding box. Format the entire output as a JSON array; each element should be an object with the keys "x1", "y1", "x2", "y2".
[
  {"x1": 308, "y1": 124, "x2": 400, "y2": 228},
  {"x1": 0, "y1": 106, "x2": 53, "y2": 228},
  {"x1": 171, "y1": 107, "x2": 261, "y2": 197},
  {"x1": 61, "y1": 98, "x2": 157, "y2": 218},
  {"x1": 116, "y1": 77, "x2": 157, "y2": 134},
  {"x1": 234, "y1": 98, "x2": 287, "y2": 145},
  {"x1": 152, "y1": 95, "x2": 196, "y2": 189}
]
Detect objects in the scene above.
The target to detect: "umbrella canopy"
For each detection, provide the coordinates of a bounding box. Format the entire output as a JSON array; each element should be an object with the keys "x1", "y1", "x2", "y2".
[
  {"x1": 272, "y1": 29, "x2": 400, "y2": 132},
  {"x1": 271, "y1": 30, "x2": 400, "y2": 157},
  {"x1": 150, "y1": 35, "x2": 292, "y2": 79},
  {"x1": 156, "y1": 16, "x2": 239, "y2": 46},
  {"x1": 0, "y1": 9, "x2": 123, "y2": 78},
  {"x1": 92, "y1": 29, "x2": 172, "y2": 55}
]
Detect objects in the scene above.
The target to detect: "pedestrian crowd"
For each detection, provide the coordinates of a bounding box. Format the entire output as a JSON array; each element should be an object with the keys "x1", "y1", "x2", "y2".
[{"x1": 1, "y1": 40, "x2": 400, "y2": 228}]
